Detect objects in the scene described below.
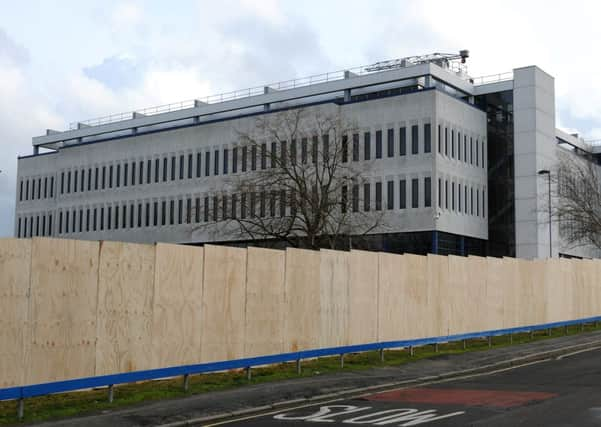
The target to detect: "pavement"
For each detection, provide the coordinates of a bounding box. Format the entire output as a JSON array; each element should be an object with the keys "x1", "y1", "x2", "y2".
[{"x1": 31, "y1": 330, "x2": 601, "y2": 427}]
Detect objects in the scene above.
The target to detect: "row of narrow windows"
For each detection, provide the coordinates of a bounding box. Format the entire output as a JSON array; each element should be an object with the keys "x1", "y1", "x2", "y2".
[
  {"x1": 437, "y1": 124, "x2": 486, "y2": 168},
  {"x1": 19, "y1": 123, "x2": 485, "y2": 200},
  {"x1": 17, "y1": 177, "x2": 485, "y2": 238},
  {"x1": 438, "y1": 178, "x2": 486, "y2": 217}
]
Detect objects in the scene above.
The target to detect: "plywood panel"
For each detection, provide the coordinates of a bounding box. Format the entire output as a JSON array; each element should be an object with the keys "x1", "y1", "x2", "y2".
[
  {"x1": 447, "y1": 256, "x2": 471, "y2": 334},
  {"x1": 152, "y1": 243, "x2": 203, "y2": 368},
  {"x1": 484, "y1": 257, "x2": 505, "y2": 331},
  {"x1": 27, "y1": 238, "x2": 99, "y2": 384},
  {"x1": 401, "y1": 254, "x2": 430, "y2": 339},
  {"x1": 319, "y1": 249, "x2": 349, "y2": 348},
  {"x1": 378, "y1": 252, "x2": 404, "y2": 342},
  {"x1": 201, "y1": 245, "x2": 247, "y2": 362},
  {"x1": 283, "y1": 248, "x2": 320, "y2": 352},
  {"x1": 0, "y1": 238, "x2": 31, "y2": 387},
  {"x1": 96, "y1": 241, "x2": 155, "y2": 375},
  {"x1": 348, "y1": 250, "x2": 379, "y2": 345},
  {"x1": 427, "y1": 254, "x2": 450, "y2": 337},
  {"x1": 464, "y1": 256, "x2": 488, "y2": 333},
  {"x1": 245, "y1": 247, "x2": 285, "y2": 357},
  {"x1": 498, "y1": 257, "x2": 518, "y2": 329}
]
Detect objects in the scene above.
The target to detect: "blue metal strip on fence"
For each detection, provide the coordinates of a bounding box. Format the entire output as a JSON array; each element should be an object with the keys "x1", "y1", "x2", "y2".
[{"x1": 2, "y1": 315, "x2": 600, "y2": 401}]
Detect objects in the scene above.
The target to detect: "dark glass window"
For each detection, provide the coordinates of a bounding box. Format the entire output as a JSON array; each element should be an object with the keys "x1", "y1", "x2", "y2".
[
  {"x1": 187, "y1": 154, "x2": 193, "y2": 179},
  {"x1": 352, "y1": 134, "x2": 359, "y2": 161},
  {"x1": 477, "y1": 189, "x2": 480, "y2": 216},
  {"x1": 153, "y1": 202, "x2": 158, "y2": 226},
  {"x1": 281, "y1": 141, "x2": 287, "y2": 167},
  {"x1": 260, "y1": 191, "x2": 266, "y2": 217},
  {"x1": 251, "y1": 145, "x2": 257, "y2": 170},
  {"x1": 476, "y1": 139, "x2": 479, "y2": 167},
  {"x1": 161, "y1": 201, "x2": 166, "y2": 225},
  {"x1": 170, "y1": 200, "x2": 175, "y2": 225},
  {"x1": 411, "y1": 125, "x2": 419, "y2": 154},
  {"x1": 131, "y1": 162, "x2": 135, "y2": 186},
  {"x1": 424, "y1": 124, "x2": 431, "y2": 153},
  {"x1": 301, "y1": 138, "x2": 308, "y2": 164},
  {"x1": 342, "y1": 135, "x2": 348, "y2": 163},
  {"x1": 451, "y1": 130, "x2": 455, "y2": 158},
  {"x1": 115, "y1": 165, "x2": 120, "y2": 187},
  {"x1": 341, "y1": 186, "x2": 348, "y2": 214},
  {"x1": 60, "y1": 172, "x2": 64, "y2": 194},
  {"x1": 186, "y1": 198, "x2": 191, "y2": 224},
  {"x1": 470, "y1": 137, "x2": 473, "y2": 164},
  {"x1": 364, "y1": 183, "x2": 370, "y2": 211},
  {"x1": 205, "y1": 152, "x2": 211, "y2": 176},
  {"x1": 375, "y1": 182, "x2": 382, "y2": 210},
  {"x1": 214, "y1": 150, "x2": 219, "y2": 175},
  {"x1": 425, "y1": 177, "x2": 431, "y2": 207},
  {"x1": 123, "y1": 163, "x2": 128, "y2": 187},
  {"x1": 146, "y1": 202, "x2": 150, "y2": 226},
  {"x1": 240, "y1": 194, "x2": 246, "y2": 219},
  {"x1": 179, "y1": 155, "x2": 184, "y2": 179},
  {"x1": 470, "y1": 187, "x2": 474, "y2": 215},
  {"x1": 400, "y1": 127, "x2": 406, "y2": 156},
  {"x1": 19, "y1": 180, "x2": 23, "y2": 201},
  {"x1": 438, "y1": 178, "x2": 442, "y2": 207},
  {"x1": 457, "y1": 133, "x2": 462, "y2": 161},
  {"x1": 73, "y1": 171, "x2": 78, "y2": 193},
  {"x1": 412, "y1": 179, "x2": 419, "y2": 208},
  {"x1": 108, "y1": 166, "x2": 112, "y2": 189},
  {"x1": 178, "y1": 199, "x2": 183, "y2": 224},
  {"x1": 130, "y1": 203, "x2": 134, "y2": 228},
  {"x1": 196, "y1": 153, "x2": 201, "y2": 177},
  {"x1": 387, "y1": 129, "x2": 394, "y2": 157},
  {"x1": 322, "y1": 134, "x2": 329, "y2": 162},
  {"x1": 464, "y1": 186, "x2": 468, "y2": 213},
  {"x1": 311, "y1": 136, "x2": 318, "y2": 164},
  {"x1": 195, "y1": 197, "x2": 200, "y2": 223},
  {"x1": 223, "y1": 148, "x2": 229, "y2": 174},
  {"x1": 438, "y1": 125, "x2": 442, "y2": 153},
  {"x1": 399, "y1": 180, "x2": 406, "y2": 209},
  {"x1": 452, "y1": 182, "x2": 456, "y2": 211},
  {"x1": 445, "y1": 180, "x2": 449, "y2": 209},
  {"x1": 482, "y1": 140, "x2": 485, "y2": 168},
  {"x1": 290, "y1": 139, "x2": 297, "y2": 165},
  {"x1": 364, "y1": 132, "x2": 371, "y2": 160},
  {"x1": 242, "y1": 147, "x2": 247, "y2": 172},
  {"x1": 464, "y1": 135, "x2": 467, "y2": 162},
  {"x1": 95, "y1": 167, "x2": 99, "y2": 190},
  {"x1": 444, "y1": 128, "x2": 448, "y2": 156},
  {"x1": 163, "y1": 157, "x2": 168, "y2": 182},
  {"x1": 387, "y1": 181, "x2": 394, "y2": 210},
  {"x1": 171, "y1": 156, "x2": 176, "y2": 180},
  {"x1": 44, "y1": 177, "x2": 48, "y2": 198},
  {"x1": 375, "y1": 130, "x2": 382, "y2": 159},
  {"x1": 102, "y1": 166, "x2": 106, "y2": 189},
  {"x1": 261, "y1": 143, "x2": 267, "y2": 169},
  {"x1": 67, "y1": 171, "x2": 71, "y2": 193},
  {"x1": 232, "y1": 147, "x2": 238, "y2": 173},
  {"x1": 270, "y1": 142, "x2": 277, "y2": 168},
  {"x1": 352, "y1": 184, "x2": 359, "y2": 212}
]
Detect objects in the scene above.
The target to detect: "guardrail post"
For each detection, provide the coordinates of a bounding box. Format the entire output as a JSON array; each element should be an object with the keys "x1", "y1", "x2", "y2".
[
  {"x1": 296, "y1": 359, "x2": 301, "y2": 375},
  {"x1": 108, "y1": 385, "x2": 114, "y2": 403},
  {"x1": 530, "y1": 330, "x2": 534, "y2": 340},
  {"x1": 245, "y1": 367, "x2": 252, "y2": 381},
  {"x1": 509, "y1": 333, "x2": 513, "y2": 345},
  {"x1": 379, "y1": 349, "x2": 385, "y2": 362},
  {"x1": 462, "y1": 339, "x2": 467, "y2": 350},
  {"x1": 434, "y1": 343, "x2": 439, "y2": 353},
  {"x1": 547, "y1": 328, "x2": 551, "y2": 336},
  {"x1": 409, "y1": 346, "x2": 414, "y2": 357},
  {"x1": 183, "y1": 374, "x2": 190, "y2": 391},
  {"x1": 17, "y1": 398, "x2": 24, "y2": 420},
  {"x1": 340, "y1": 354, "x2": 345, "y2": 368},
  {"x1": 565, "y1": 325, "x2": 568, "y2": 335},
  {"x1": 488, "y1": 336, "x2": 492, "y2": 348},
  {"x1": 581, "y1": 323, "x2": 585, "y2": 332}
]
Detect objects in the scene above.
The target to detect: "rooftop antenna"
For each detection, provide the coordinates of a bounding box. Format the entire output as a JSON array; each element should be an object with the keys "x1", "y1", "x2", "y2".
[{"x1": 364, "y1": 49, "x2": 470, "y2": 77}]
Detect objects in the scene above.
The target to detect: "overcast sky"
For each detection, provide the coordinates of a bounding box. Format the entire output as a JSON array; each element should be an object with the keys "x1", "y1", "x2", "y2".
[{"x1": 1, "y1": 0, "x2": 601, "y2": 237}]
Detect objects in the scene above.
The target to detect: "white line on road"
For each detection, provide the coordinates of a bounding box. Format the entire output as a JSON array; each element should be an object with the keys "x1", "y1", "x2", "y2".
[{"x1": 555, "y1": 346, "x2": 601, "y2": 360}]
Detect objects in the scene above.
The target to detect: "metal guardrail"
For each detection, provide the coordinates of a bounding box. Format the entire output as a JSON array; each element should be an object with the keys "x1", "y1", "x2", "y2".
[
  {"x1": 470, "y1": 71, "x2": 513, "y2": 86},
  {"x1": 2, "y1": 314, "x2": 600, "y2": 420}
]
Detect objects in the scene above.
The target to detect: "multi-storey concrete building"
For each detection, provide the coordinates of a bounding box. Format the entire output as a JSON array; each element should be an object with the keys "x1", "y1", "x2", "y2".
[{"x1": 13, "y1": 51, "x2": 601, "y2": 258}]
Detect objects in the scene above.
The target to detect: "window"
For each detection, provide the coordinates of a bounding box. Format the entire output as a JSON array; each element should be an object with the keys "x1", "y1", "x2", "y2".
[
  {"x1": 411, "y1": 179, "x2": 419, "y2": 208},
  {"x1": 85, "y1": 209, "x2": 90, "y2": 232},
  {"x1": 482, "y1": 140, "x2": 486, "y2": 168},
  {"x1": 363, "y1": 183, "x2": 370, "y2": 211},
  {"x1": 451, "y1": 130, "x2": 455, "y2": 158},
  {"x1": 161, "y1": 201, "x2": 167, "y2": 225},
  {"x1": 107, "y1": 207, "x2": 111, "y2": 230},
  {"x1": 178, "y1": 199, "x2": 183, "y2": 224},
  {"x1": 375, "y1": 130, "x2": 382, "y2": 159},
  {"x1": 195, "y1": 197, "x2": 200, "y2": 223},
  {"x1": 483, "y1": 189, "x2": 486, "y2": 217},
  {"x1": 322, "y1": 134, "x2": 329, "y2": 162},
  {"x1": 438, "y1": 178, "x2": 442, "y2": 207},
  {"x1": 163, "y1": 157, "x2": 168, "y2": 182},
  {"x1": 261, "y1": 143, "x2": 267, "y2": 169},
  {"x1": 352, "y1": 184, "x2": 359, "y2": 212},
  {"x1": 130, "y1": 162, "x2": 135, "y2": 186},
  {"x1": 19, "y1": 181, "x2": 23, "y2": 201},
  {"x1": 114, "y1": 165, "x2": 118, "y2": 188},
  {"x1": 73, "y1": 171, "x2": 78, "y2": 193},
  {"x1": 185, "y1": 198, "x2": 191, "y2": 224},
  {"x1": 260, "y1": 191, "x2": 266, "y2": 217},
  {"x1": 476, "y1": 189, "x2": 480, "y2": 216},
  {"x1": 169, "y1": 200, "x2": 175, "y2": 225},
  {"x1": 232, "y1": 147, "x2": 238, "y2": 173},
  {"x1": 102, "y1": 166, "x2": 106, "y2": 189},
  {"x1": 205, "y1": 152, "x2": 211, "y2": 176},
  {"x1": 464, "y1": 186, "x2": 468, "y2": 213},
  {"x1": 171, "y1": 156, "x2": 176, "y2": 180},
  {"x1": 196, "y1": 153, "x2": 202, "y2": 177},
  {"x1": 301, "y1": 138, "x2": 308, "y2": 164},
  {"x1": 475, "y1": 139, "x2": 479, "y2": 167},
  {"x1": 93, "y1": 208, "x2": 98, "y2": 231},
  {"x1": 130, "y1": 203, "x2": 134, "y2": 228},
  {"x1": 457, "y1": 133, "x2": 462, "y2": 161},
  {"x1": 60, "y1": 172, "x2": 64, "y2": 194},
  {"x1": 341, "y1": 185, "x2": 348, "y2": 214},
  {"x1": 470, "y1": 187, "x2": 474, "y2": 215},
  {"x1": 240, "y1": 194, "x2": 246, "y2": 219},
  {"x1": 280, "y1": 141, "x2": 287, "y2": 167},
  {"x1": 375, "y1": 182, "x2": 382, "y2": 210},
  {"x1": 123, "y1": 163, "x2": 127, "y2": 187},
  {"x1": 45, "y1": 177, "x2": 48, "y2": 198},
  {"x1": 411, "y1": 125, "x2": 418, "y2": 154},
  {"x1": 342, "y1": 135, "x2": 348, "y2": 163},
  {"x1": 87, "y1": 169, "x2": 91, "y2": 192},
  {"x1": 311, "y1": 137, "x2": 318, "y2": 164},
  {"x1": 352, "y1": 134, "x2": 359, "y2": 161},
  {"x1": 425, "y1": 177, "x2": 431, "y2": 207},
  {"x1": 458, "y1": 184, "x2": 462, "y2": 213},
  {"x1": 250, "y1": 192, "x2": 256, "y2": 217},
  {"x1": 214, "y1": 150, "x2": 219, "y2": 175},
  {"x1": 17, "y1": 217, "x2": 21, "y2": 237},
  {"x1": 387, "y1": 181, "x2": 394, "y2": 209},
  {"x1": 470, "y1": 137, "x2": 473, "y2": 164},
  {"x1": 95, "y1": 167, "x2": 99, "y2": 190},
  {"x1": 67, "y1": 171, "x2": 71, "y2": 193},
  {"x1": 179, "y1": 155, "x2": 184, "y2": 179},
  {"x1": 290, "y1": 139, "x2": 297, "y2": 165},
  {"x1": 444, "y1": 128, "x2": 448, "y2": 156},
  {"x1": 59, "y1": 212, "x2": 63, "y2": 234},
  {"x1": 270, "y1": 142, "x2": 277, "y2": 168},
  {"x1": 437, "y1": 125, "x2": 442, "y2": 153},
  {"x1": 424, "y1": 124, "x2": 431, "y2": 153},
  {"x1": 78, "y1": 210, "x2": 82, "y2": 232},
  {"x1": 399, "y1": 180, "x2": 406, "y2": 209},
  {"x1": 251, "y1": 145, "x2": 257, "y2": 170},
  {"x1": 445, "y1": 180, "x2": 449, "y2": 209},
  {"x1": 150, "y1": 159, "x2": 155, "y2": 183},
  {"x1": 153, "y1": 202, "x2": 158, "y2": 226},
  {"x1": 387, "y1": 129, "x2": 394, "y2": 157},
  {"x1": 146, "y1": 202, "x2": 150, "y2": 226},
  {"x1": 452, "y1": 182, "x2": 455, "y2": 211},
  {"x1": 223, "y1": 148, "x2": 229, "y2": 174},
  {"x1": 223, "y1": 195, "x2": 229, "y2": 220},
  {"x1": 115, "y1": 206, "x2": 119, "y2": 229},
  {"x1": 279, "y1": 190, "x2": 286, "y2": 216},
  {"x1": 399, "y1": 127, "x2": 406, "y2": 156},
  {"x1": 188, "y1": 154, "x2": 193, "y2": 179},
  {"x1": 242, "y1": 147, "x2": 247, "y2": 172},
  {"x1": 364, "y1": 132, "x2": 371, "y2": 160},
  {"x1": 464, "y1": 135, "x2": 467, "y2": 162}
]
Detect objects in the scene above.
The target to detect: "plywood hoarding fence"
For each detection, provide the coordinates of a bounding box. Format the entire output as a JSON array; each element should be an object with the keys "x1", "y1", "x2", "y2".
[{"x1": 0, "y1": 237, "x2": 599, "y2": 387}]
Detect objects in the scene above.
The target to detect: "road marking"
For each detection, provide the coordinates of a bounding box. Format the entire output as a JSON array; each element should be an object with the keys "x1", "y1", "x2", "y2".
[
  {"x1": 203, "y1": 358, "x2": 552, "y2": 426},
  {"x1": 555, "y1": 346, "x2": 601, "y2": 360}
]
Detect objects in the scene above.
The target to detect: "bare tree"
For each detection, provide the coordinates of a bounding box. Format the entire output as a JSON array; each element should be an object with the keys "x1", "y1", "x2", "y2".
[
  {"x1": 196, "y1": 107, "x2": 386, "y2": 250},
  {"x1": 549, "y1": 150, "x2": 601, "y2": 251}
]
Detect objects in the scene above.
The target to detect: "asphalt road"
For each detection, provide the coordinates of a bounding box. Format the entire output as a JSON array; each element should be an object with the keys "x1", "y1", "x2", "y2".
[{"x1": 215, "y1": 347, "x2": 601, "y2": 426}]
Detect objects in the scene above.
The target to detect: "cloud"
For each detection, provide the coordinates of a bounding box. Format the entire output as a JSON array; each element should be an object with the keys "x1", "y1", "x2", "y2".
[
  {"x1": 83, "y1": 54, "x2": 143, "y2": 90},
  {"x1": 0, "y1": 28, "x2": 28, "y2": 66}
]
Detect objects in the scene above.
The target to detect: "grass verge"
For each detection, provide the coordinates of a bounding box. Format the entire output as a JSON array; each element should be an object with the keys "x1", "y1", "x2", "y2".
[{"x1": 2, "y1": 323, "x2": 600, "y2": 425}]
